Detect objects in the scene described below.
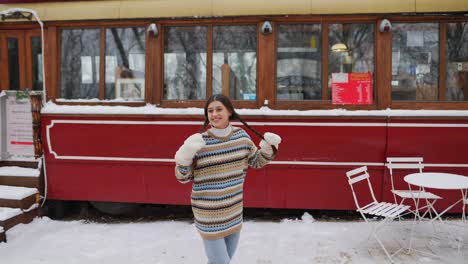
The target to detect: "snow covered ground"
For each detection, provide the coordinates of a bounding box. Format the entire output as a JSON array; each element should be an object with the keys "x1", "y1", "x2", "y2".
[{"x1": 1, "y1": 213, "x2": 467, "y2": 264}]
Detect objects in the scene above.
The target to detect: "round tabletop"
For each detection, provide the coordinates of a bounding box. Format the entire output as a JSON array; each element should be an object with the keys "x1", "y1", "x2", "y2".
[{"x1": 404, "y1": 172, "x2": 468, "y2": 190}]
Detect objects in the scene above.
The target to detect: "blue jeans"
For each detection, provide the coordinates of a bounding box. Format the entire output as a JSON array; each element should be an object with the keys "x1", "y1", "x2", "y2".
[{"x1": 202, "y1": 232, "x2": 240, "y2": 264}]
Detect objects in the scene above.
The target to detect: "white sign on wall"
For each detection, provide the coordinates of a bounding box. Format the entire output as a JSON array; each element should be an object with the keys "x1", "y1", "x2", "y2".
[{"x1": 4, "y1": 93, "x2": 35, "y2": 159}]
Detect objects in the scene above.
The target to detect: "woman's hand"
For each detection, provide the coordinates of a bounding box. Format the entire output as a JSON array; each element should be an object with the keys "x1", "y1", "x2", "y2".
[
  {"x1": 174, "y1": 133, "x2": 206, "y2": 166},
  {"x1": 259, "y1": 132, "x2": 282, "y2": 155}
]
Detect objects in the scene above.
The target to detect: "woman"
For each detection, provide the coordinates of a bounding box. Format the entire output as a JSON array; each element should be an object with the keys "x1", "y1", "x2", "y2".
[{"x1": 174, "y1": 94, "x2": 281, "y2": 264}]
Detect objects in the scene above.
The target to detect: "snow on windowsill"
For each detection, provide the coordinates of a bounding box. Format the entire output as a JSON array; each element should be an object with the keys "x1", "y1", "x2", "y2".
[{"x1": 41, "y1": 101, "x2": 468, "y2": 117}]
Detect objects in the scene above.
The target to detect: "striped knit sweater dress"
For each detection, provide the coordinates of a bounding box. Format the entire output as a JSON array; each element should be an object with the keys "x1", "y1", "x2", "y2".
[{"x1": 175, "y1": 126, "x2": 274, "y2": 240}]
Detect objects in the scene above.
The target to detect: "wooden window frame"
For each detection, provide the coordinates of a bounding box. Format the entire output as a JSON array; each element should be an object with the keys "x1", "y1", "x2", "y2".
[
  {"x1": 0, "y1": 29, "x2": 40, "y2": 91},
  {"x1": 54, "y1": 21, "x2": 151, "y2": 106},
  {"x1": 44, "y1": 15, "x2": 468, "y2": 110},
  {"x1": 157, "y1": 19, "x2": 261, "y2": 109},
  {"x1": 273, "y1": 17, "x2": 378, "y2": 110},
  {"x1": 387, "y1": 15, "x2": 468, "y2": 110}
]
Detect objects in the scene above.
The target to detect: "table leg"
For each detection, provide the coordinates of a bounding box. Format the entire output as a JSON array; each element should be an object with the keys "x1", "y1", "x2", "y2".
[
  {"x1": 429, "y1": 199, "x2": 463, "y2": 223},
  {"x1": 461, "y1": 189, "x2": 468, "y2": 222}
]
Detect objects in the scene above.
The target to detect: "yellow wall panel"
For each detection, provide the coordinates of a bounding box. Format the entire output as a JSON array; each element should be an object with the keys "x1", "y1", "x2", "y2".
[
  {"x1": 119, "y1": 0, "x2": 213, "y2": 19},
  {"x1": 310, "y1": 0, "x2": 415, "y2": 14},
  {"x1": 416, "y1": 0, "x2": 468, "y2": 12},
  {"x1": 213, "y1": 0, "x2": 310, "y2": 16},
  {"x1": 43, "y1": 1, "x2": 121, "y2": 21}
]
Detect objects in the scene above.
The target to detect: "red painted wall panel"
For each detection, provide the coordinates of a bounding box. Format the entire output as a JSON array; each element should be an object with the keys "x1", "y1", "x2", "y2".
[{"x1": 41, "y1": 115, "x2": 468, "y2": 212}]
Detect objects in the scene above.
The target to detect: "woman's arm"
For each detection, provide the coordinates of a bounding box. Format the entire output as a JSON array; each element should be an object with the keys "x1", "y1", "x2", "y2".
[
  {"x1": 174, "y1": 133, "x2": 205, "y2": 183},
  {"x1": 248, "y1": 132, "x2": 281, "y2": 169}
]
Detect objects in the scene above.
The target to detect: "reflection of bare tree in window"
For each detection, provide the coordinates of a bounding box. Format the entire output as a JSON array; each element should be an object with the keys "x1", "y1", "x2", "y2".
[
  {"x1": 447, "y1": 23, "x2": 468, "y2": 101},
  {"x1": 175, "y1": 30, "x2": 201, "y2": 99},
  {"x1": 164, "y1": 26, "x2": 207, "y2": 100},
  {"x1": 213, "y1": 26, "x2": 257, "y2": 100},
  {"x1": 60, "y1": 29, "x2": 100, "y2": 99},
  {"x1": 391, "y1": 23, "x2": 438, "y2": 101},
  {"x1": 447, "y1": 23, "x2": 468, "y2": 61},
  {"x1": 110, "y1": 28, "x2": 129, "y2": 68},
  {"x1": 132, "y1": 28, "x2": 145, "y2": 54},
  {"x1": 105, "y1": 27, "x2": 146, "y2": 99},
  {"x1": 329, "y1": 24, "x2": 374, "y2": 74}
]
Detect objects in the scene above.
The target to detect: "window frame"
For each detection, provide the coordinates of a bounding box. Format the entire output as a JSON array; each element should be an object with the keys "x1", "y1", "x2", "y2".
[
  {"x1": 157, "y1": 19, "x2": 261, "y2": 109},
  {"x1": 272, "y1": 16, "x2": 379, "y2": 110},
  {"x1": 388, "y1": 15, "x2": 468, "y2": 110},
  {"x1": 55, "y1": 21, "x2": 152, "y2": 106},
  {"x1": 46, "y1": 15, "x2": 468, "y2": 110}
]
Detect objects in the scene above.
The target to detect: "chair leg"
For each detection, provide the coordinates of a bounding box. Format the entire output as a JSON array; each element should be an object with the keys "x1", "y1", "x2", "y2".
[
  {"x1": 417, "y1": 200, "x2": 438, "y2": 221},
  {"x1": 461, "y1": 189, "x2": 467, "y2": 222},
  {"x1": 408, "y1": 212, "x2": 419, "y2": 253},
  {"x1": 370, "y1": 219, "x2": 397, "y2": 263},
  {"x1": 372, "y1": 232, "x2": 395, "y2": 263}
]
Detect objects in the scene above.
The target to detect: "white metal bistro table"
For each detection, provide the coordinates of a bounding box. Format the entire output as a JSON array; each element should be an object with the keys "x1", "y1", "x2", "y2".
[
  {"x1": 404, "y1": 172, "x2": 468, "y2": 256},
  {"x1": 404, "y1": 172, "x2": 468, "y2": 221}
]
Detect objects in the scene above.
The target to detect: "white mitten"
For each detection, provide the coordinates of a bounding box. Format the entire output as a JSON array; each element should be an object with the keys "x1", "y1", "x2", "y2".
[
  {"x1": 174, "y1": 133, "x2": 206, "y2": 166},
  {"x1": 260, "y1": 132, "x2": 282, "y2": 155},
  {"x1": 264, "y1": 132, "x2": 281, "y2": 147}
]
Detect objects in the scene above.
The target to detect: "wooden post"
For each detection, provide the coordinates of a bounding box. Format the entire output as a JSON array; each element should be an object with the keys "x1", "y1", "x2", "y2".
[
  {"x1": 221, "y1": 63, "x2": 230, "y2": 97},
  {"x1": 29, "y1": 92, "x2": 42, "y2": 159}
]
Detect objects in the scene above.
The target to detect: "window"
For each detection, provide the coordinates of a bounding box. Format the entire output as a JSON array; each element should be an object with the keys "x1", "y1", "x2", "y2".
[
  {"x1": 60, "y1": 27, "x2": 146, "y2": 100},
  {"x1": 446, "y1": 22, "x2": 468, "y2": 101},
  {"x1": 105, "y1": 27, "x2": 146, "y2": 101},
  {"x1": 276, "y1": 24, "x2": 321, "y2": 100},
  {"x1": 213, "y1": 25, "x2": 257, "y2": 101},
  {"x1": 164, "y1": 26, "x2": 207, "y2": 100},
  {"x1": 53, "y1": 17, "x2": 468, "y2": 110},
  {"x1": 328, "y1": 23, "x2": 375, "y2": 102},
  {"x1": 163, "y1": 25, "x2": 258, "y2": 102},
  {"x1": 31, "y1": 36, "x2": 43, "y2": 91},
  {"x1": 7, "y1": 38, "x2": 20, "y2": 90},
  {"x1": 391, "y1": 23, "x2": 439, "y2": 101},
  {"x1": 60, "y1": 29, "x2": 100, "y2": 99}
]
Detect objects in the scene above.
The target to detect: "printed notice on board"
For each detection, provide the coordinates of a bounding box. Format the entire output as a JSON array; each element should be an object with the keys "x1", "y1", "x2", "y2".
[
  {"x1": 332, "y1": 73, "x2": 373, "y2": 105},
  {"x1": 6, "y1": 96, "x2": 34, "y2": 158}
]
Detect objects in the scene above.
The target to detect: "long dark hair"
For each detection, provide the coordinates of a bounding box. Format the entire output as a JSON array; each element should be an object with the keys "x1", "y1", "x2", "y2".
[{"x1": 201, "y1": 94, "x2": 277, "y2": 155}]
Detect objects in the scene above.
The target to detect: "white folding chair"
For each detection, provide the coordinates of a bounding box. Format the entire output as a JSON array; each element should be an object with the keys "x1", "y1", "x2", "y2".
[
  {"x1": 346, "y1": 166, "x2": 411, "y2": 263},
  {"x1": 386, "y1": 157, "x2": 441, "y2": 219}
]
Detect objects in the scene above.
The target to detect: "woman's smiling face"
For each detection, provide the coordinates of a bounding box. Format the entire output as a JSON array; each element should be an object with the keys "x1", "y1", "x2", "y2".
[{"x1": 207, "y1": 101, "x2": 231, "y2": 129}]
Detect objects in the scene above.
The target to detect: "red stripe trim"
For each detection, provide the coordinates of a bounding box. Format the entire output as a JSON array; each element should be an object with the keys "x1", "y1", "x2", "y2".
[{"x1": 10, "y1": 141, "x2": 33, "y2": 145}]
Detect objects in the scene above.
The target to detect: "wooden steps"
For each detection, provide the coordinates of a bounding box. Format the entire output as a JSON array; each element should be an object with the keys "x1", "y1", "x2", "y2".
[
  {"x1": 0, "y1": 226, "x2": 5, "y2": 242},
  {"x1": 0, "y1": 207, "x2": 23, "y2": 231},
  {"x1": 0, "y1": 174, "x2": 41, "y2": 188},
  {"x1": 0, "y1": 205, "x2": 39, "y2": 230},
  {"x1": 0, "y1": 162, "x2": 42, "y2": 243},
  {"x1": 0, "y1": 165, "x2": 42, "y2": 191}
]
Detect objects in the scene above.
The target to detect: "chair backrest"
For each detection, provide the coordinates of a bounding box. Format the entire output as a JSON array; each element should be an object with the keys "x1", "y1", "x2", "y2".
[
  {"x1": 386, "y1": 157, "x2": 424, "y2": 202},
  {"x1": 345, "y1": 166, "x2": 378, "y2": 212}
]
